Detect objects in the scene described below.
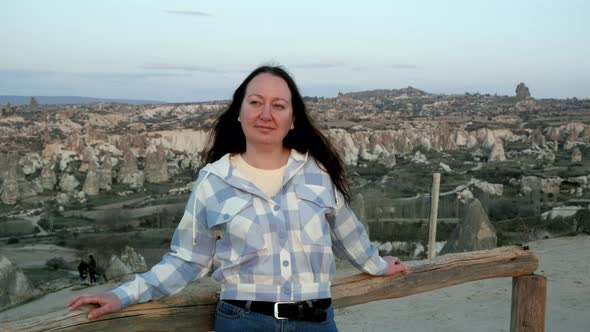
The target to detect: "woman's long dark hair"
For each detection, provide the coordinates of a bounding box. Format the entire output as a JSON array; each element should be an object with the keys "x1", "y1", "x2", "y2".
[{"x1": 203, "y1": 65, "x2": 351, "y2": 204}]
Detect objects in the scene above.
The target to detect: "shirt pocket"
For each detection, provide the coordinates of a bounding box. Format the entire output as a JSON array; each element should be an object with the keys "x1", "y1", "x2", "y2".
[
  {"x1": 294, "y1": 184, "x2": 336, "y2": 246},
  {"x1": 208, "y1": 195, "x2": 266, "y2": 261}
]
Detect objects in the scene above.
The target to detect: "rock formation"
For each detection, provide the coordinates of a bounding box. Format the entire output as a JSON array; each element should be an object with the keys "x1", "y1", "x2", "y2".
[
  {"x1": 0, "y1": 167, "x2": 19, "y2": 205},
  {"x1": 571, "y1": 146, "x2": 582, "y2": 163},
  {"x1": 530, "y1": 128, "x2": 546, "y2": 148},
  {"x1": 440, "y1": 198, "x2": 497, "y2": 254},
  {"x1": 144, "y1": 144, "x2": 169, "y2": 184},
  {"x1": 98, "y1": 154, "x2": 113, "y2": 190},
  {"x1": 104, "y1": 246, "x2": 148, "y2": 282},
  {"x1": 82, "y1": 161, "x2": 100, "y2": 195},
  {"x1": 79, "y1": 145, "x2": 97, "y2": 173},
  {"x1": 118, "y1": 148, "x2": 144, "y2": 188},
  {"x1": 0, "y1": 255, "x2": 37, "y2": 311},
  {"x1": 40, "y1": 162, "x2": 58, "y2": 190},
  {"x1": 488, "y1": 138, "x2": 506, "y2": 161},
  {"x1": 19, "y1": 153, "x2": 42, "y2": 175},
  {"x1": 515, "y1": 82, "x2": 531, "y2": 99},
  {"x1": 59, "y1": 174, "x2": 80, "y2": 192}
]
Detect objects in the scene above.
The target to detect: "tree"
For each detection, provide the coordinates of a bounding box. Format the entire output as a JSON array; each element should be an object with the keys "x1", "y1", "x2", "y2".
[
  {"x1": 5, "y1": 102, "x2": 11, "y2": 115},
  {"x1": 29, "y1": 96, "x2": 39, "y2": 111}
]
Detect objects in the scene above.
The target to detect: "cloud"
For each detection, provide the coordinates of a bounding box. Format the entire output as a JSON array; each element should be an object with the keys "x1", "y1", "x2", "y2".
[
  {"x1": 290, "y1": 61, "x2": 344, "y2": 70},
  {"x1": 75, "y1": 71, "x2": 184, "y2": 81},
  {"x1": 163, "y1": 9, "x2": 211, "y2": 17},
  {"x1": 140, "y1": 62, "x2": 224, "y2": 73},
  {"x1": 389, "y1": 63, "x2": 418, "y2": 69}
]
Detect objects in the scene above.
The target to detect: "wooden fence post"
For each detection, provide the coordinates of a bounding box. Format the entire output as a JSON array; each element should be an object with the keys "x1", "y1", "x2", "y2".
[
  {"x1": 428, "y1": 173, "x2": 441, "y2": 259},
  {"x1": 510, "y1": 274, "x2": 547, "y2": 332}
]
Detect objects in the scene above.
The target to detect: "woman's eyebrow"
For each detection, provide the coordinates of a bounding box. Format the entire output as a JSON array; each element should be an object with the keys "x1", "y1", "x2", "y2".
[{"x1": 247, "y1": 94, "x2": 290, "y2": 102}]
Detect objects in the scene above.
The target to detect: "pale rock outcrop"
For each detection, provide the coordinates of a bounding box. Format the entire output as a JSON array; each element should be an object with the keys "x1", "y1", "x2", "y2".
[
  {"x1": 0, "y1": 255, "x2": 37, "y2": 311},
  {"x1": 118, "y1": 148, "x2": 144, "y2": 188},
  {"x1": 439, "y1": 162, "x2": 452, "y2": 173},
  {"x1": 469, "y1": 179, "x2": 503, "y2": 196},
  {"x1": 567, "y1": 176, "x2": 588, "y2": 187},
  {"x1": 147, "y1": 129, "x2": 209, "y2": 156},
  {"x1": 0, "y1": 168, "x2": 19, "y2": 205},
  {"x1": 515, "y1": 82, "x2": 531, "y2": 98},
  {"x1": 60, "y1": 156, "x2": 74, "y2": 172},
  {"x1": 545, "y1": 127, "x2": 562, "y2": 142},
  {"x1": 541, "y1": 178, "x2": 563, "y2": 194},
  {"x1": 40, "y1": 162, "x2": 58, "y2": 190},
  {"x1": 457, "y1": 188, "x2": 475, "y2": 202},
  {"x1": 82, "y1": 161, "x2": 100, "y2": 195},
  {"x1": 530, "y1": 128, "x2": 546, "y2": 147},
  {"x1": 79, "y1": 145, "x2": 98, "y2": 173},
  {"x1": 98, "y1": 154, "x2": 113, "y2": 190},
  {"x1": 488, "y1": 138, "x2": 506, "y2": 161},
  {"x1": 56, "y1": 192, "x2": 70, "y2": 205},
  {"x1": 520, "y1": 176, "x2": 563, "y2": 195},
  {"x1": 411, "y1": 151, "x2": 428, "y2": 164},
  {"x1": 120, "y1": 246, "x2": 148, "y2": 273},
  {"x1": 104, "y1": 246, "x2": 148, "y2": 282},
  {"x1": 59, "y1": 174, "x2": 80, "y2": 192},
  {"x1": 75, "y1": 191, "x2": 86, "y2": 204},
  {"x1": 144, "y1": 144, "x2": 169, "y2": 184},
  {"x1": 571, "y1": 147, "x2": 582, "y2": 163},
  {"x1": 19, "y1": 153, "x2": 43, "y2": 175},
  {"x1": 541, "y1": 206, "x2": 583, "y2": 220},
  {"x1": 440, "y1": 198, "x2": 497, "y2": 254},
  {"x1": 167, "y1": 161, "x2": 182, "y2": 177}
]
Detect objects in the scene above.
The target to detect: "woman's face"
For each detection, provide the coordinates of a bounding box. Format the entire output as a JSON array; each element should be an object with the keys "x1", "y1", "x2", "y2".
[{"x1": 239, "y1": 73, "x2": 294, "y2": 149}]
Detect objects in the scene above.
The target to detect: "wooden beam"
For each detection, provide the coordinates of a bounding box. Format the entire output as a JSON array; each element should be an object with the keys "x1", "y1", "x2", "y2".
[
  {"x1": 0, "y1": 246, "x2": 538, "y2": 332},
  {"x1": 510, "y1": 274, "x2": 547, "y2": 332}
]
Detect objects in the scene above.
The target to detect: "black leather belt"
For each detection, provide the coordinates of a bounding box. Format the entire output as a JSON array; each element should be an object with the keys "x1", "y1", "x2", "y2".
[{"x1": 223, "y1": 298, "x2": 331, "y2": 322}]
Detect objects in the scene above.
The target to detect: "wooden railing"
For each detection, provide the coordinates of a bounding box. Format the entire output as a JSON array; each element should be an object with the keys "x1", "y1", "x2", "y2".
[{"x1": 0, "y1": 246, "x2": 545, "y2": 332}]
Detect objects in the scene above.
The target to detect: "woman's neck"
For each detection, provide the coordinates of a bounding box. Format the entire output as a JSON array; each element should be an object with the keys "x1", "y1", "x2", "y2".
[{"x1": 242, "y1": 144, "x2": 290, "y2": 170}]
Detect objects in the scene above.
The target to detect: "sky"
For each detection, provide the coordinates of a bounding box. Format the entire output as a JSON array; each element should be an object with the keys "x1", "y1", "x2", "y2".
[{"x1": 1, "y1": 0, "x2": 588, "y2": 102}]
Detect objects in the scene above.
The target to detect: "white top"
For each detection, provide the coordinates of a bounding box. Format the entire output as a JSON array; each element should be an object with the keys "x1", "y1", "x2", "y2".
[{"x1": 230, "y1": 154, "x2": 287, "y2": 197}]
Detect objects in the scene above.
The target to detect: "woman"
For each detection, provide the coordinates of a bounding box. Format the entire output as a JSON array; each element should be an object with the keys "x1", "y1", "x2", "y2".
[{"x1": 67, "y1": 65, "x2": 408, "y2": 331}]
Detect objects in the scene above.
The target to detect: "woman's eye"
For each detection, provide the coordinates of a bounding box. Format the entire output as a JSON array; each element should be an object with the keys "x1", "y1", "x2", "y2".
[
  {"x1": 250, "y1": 100, "x2": 261, "y2": 106},
  {"x1": 274, "y1": 104, "x2": 285, "y2": 110}
]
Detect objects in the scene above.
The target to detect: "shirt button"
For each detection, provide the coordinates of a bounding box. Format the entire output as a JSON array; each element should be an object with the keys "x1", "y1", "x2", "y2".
[
  {"x1": 222, "y1": 213, "x2": 230, "y2": 220},
  {"x1": 273, "y1": 205, "x2": 280, "y2": 211},
  {"x1": 282, "y1": 260, "x2": 289, "y2": 267}
]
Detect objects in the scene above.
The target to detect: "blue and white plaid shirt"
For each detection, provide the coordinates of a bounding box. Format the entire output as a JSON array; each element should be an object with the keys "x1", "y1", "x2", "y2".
[{"x1": 111, "y1": 150, "x2": 388, "y2": 308}]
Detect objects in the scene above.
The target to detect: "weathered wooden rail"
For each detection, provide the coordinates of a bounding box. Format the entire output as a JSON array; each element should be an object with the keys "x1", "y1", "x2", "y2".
[{"x1": 0, "y1": 246, "x2": 545, "y2": 332}]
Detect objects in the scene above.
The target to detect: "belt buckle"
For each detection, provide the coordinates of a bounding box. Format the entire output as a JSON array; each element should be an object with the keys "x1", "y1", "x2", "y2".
[{"x1": 274, "y1": 301, "x2": 295, "y2": 320}]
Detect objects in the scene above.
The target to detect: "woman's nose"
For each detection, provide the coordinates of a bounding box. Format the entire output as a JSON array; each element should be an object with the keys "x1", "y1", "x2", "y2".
[{"x1": 260, "y1": 104, "x2": 272, "y2": 120}]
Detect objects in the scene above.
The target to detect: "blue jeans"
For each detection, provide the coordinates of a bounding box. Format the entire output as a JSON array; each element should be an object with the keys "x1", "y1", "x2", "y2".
[{"x1": 214, "y1": 300, "x2": 339, "y2": 332}]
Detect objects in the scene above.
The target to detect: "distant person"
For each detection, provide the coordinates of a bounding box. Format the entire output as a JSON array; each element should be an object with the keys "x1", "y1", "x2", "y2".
[
  {"x1": 88, "y1": 255, "x2": 97, "y2": 284},
  {"x1": 67, "y1": 65, "x2": 408, "y2": 331},
  {"x1": 77, "y1": 260, "x2": 88, "y2": 285}
]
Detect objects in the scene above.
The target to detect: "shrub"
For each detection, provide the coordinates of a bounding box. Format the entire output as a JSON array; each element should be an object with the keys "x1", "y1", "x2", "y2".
[
  {"x1": 7, "y1": 237, "x2": 20, "y2": 244},
  {"x1": 46, "y1": 256, "x2": 68, "y2": 270}
]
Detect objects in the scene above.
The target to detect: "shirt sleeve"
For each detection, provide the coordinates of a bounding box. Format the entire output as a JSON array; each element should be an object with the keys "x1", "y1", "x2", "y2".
[
  {"x1": 110, "y1": 171, "x2": 216, "y2": 308},
  {"x1": 327, "y1": 189, "x2": 389, "y2": 276}
]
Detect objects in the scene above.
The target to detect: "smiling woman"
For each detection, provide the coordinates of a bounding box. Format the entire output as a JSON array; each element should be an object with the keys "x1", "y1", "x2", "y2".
[{"x1": 66, "y1": 65, "x2": 408, "y2": 332}]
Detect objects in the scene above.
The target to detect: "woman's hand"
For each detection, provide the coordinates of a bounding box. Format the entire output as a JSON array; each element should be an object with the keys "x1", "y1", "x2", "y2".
[
  {"x1": 66, "y1": 292, "x2": 122, "y2": 320},
  {"x1": 383, "y1": 256, "x2": 409, "y2": 276}
]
